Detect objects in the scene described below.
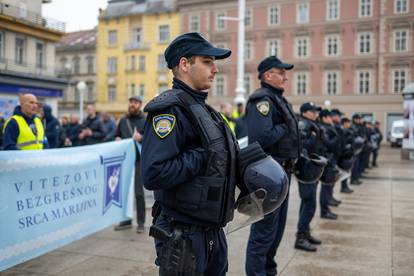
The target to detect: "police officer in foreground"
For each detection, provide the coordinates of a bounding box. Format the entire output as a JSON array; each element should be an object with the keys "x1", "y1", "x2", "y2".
[
  {"x1": 141, "y1": 33, "x2": 289, "y2": 275},
  {"x1": 245, "y1": 56, "x2": 299, "y2": 275},
  {"x1": 350, "y1": 114, "x2": 364, "y2": 185},
  {"x1": 339, "y1": 117, "x2": 355, "y2": 193},
  {"x1": 294, "y1": 102, "x2": 324, "y2": 252}
]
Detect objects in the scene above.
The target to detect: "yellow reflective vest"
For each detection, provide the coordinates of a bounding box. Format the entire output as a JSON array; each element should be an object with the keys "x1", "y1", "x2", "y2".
[
  {"x1": 5, "y1": 115, "x2": 45, "y2": 150},
  {"x1": 220, "y1": 113, "x2": 235, "y2": 134}
]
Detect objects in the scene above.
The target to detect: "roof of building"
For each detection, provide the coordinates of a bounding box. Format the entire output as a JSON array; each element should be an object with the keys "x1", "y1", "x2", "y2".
[
  {"x1": 56, "y1": 29, "x2": 96, "y2": 52},
  {"x1": 100, "y1": 0, "x2": 175, "y2": 19}
]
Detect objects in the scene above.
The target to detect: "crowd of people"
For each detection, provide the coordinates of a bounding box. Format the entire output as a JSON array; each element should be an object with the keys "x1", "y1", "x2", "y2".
[{"x1": 0, "y1": 31, "x2": 386, "y2": 276}]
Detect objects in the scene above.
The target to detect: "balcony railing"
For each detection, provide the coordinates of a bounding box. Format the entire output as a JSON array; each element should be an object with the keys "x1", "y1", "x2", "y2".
[
  {"x1": 0, "y1": 57, "x2": 58, "y2": 77},
  {"x1": 124, "y1": 41, "x2": 150, "y2": 51},
  {"x1": 0, "y1": 2, "x2": 65, "y2": 32}
]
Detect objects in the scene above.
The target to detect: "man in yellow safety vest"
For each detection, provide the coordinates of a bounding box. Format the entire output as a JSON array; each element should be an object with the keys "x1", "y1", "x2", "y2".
[{"x1": 2, "y1": 93, "x2": 47, "y2": 150}]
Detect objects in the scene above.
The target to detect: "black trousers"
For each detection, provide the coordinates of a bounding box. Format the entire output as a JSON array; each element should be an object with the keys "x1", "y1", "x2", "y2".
[
  {"x1": 119, "y1": 162, "x2": 146, "y2": 226},
  {"x1": 372, "y1": 149, "x2": 379, "y2": 166}
]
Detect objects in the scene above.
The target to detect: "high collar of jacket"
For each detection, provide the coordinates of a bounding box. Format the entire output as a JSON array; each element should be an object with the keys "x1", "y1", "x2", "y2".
[
  {"x1": 172, "y1": 77, "x2": 208, "y2": 104},
  {"x1": 261, "y1": 82, "x2": 284, "y2": 97},
  {"x1": 14, "y1": 106, "x2": 36, "y2": 121}
]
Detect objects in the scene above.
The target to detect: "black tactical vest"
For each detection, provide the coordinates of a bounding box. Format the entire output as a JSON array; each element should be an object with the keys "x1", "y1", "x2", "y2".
[
  {"x1": 298, "y1": 116, "x2": 324, "y2": 155},
  {"x1": 248, "y1": 88, "x2": 300, "y2": 160},
  {"x1": 319, "y1": 123, "x2": 340, "y2": 158},
  {"x1": 144, "y1": 89, "x2": 238, "y2": 227}
]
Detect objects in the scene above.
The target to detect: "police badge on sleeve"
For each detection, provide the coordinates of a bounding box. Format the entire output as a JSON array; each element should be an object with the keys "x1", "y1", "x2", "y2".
[
  {"x1": 256, "y1": 101, "x2": 270, "y2": 116},
  {"x1": 153, "y1": 114, "x2": 176, "y2": 138}
]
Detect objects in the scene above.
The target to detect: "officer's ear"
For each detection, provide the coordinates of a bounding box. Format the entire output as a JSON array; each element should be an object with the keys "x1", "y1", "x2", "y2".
[{"x1": 178, "y1": 57, "x2": 191, "y2": 73}]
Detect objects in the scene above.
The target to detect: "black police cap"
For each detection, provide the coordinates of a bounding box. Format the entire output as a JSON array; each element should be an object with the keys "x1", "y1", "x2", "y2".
[
  {"x1": 319, "y1": 109, "x2": 332, "y2": 118},
  {"x1": 352, "y1": 113, "x2": 361, "y2": 120},
  {"x1": 331, "y1": 108, "x2": 344, "y2": 116},
  {"x1": 257, "y1": 56, "x2": 294, "y2": 79},
  {"x1": 164, "y1": 32, "x2": 231, "y2": 69},
  {"x1": 300, "y1": 102, "x2": 321, "y2": 114}
]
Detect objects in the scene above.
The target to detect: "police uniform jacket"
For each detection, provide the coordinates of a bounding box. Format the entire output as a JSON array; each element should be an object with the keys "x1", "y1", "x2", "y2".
[
  {"x1": 245, "y1": 82, "x2": 300, "y2": 164},
  {"x1": 318, "y1": 122, "x2": 340, "y2": 162},
  {"x1": 141, "y1": 78, "x2": 239, "y2": 228}
]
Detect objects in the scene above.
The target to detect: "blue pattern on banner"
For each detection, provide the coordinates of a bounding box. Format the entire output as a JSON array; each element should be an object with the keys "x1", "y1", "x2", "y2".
[{"x1": 0, "y1": 139, "x2": 136, "y2": 271}]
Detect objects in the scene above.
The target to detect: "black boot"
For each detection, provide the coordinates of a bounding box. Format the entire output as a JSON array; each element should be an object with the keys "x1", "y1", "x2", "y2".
[
  {"x1": 332, "y1": 197, "x2": 342, "y2": 205},
  {"x1": 328, "y1": 198, "x2": 339, "y2": 207},
  {"x1": 321, "y1": 211, "x2": 338, "y2": 220},
  {"x1": 295, "y1": 232, "x2": 317, "y2": 252},
  {"x1": 341, "y1": 181, "x2": 354, "y2": 193},
  {"x1": 305, "y1": 231, "x2": 322, "y2": 245}
]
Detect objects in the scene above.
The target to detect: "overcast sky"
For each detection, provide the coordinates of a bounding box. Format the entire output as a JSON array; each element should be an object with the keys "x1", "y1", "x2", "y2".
[{"x1": 42, "y1": 0, "x2": 108, "y2": 32}]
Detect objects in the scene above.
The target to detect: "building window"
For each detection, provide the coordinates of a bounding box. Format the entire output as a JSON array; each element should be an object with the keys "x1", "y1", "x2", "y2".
[
  {"x1": 130, "y1": 83, "x2": 136, "y2": 97},
  {"x1": 358, "y1": 71, "x2": 371, "y2": 94},
  {"x1": 0, "y1": 32, "x2": 4, "y2": 60},
  {"x1": 392, "y1": 69, "x2": 407, "y2": 93},
  {"x1": 325, "y1": 71, "x2": 339, "y2": 95},
  {"x1": 158, "y1": 54, "x2": 167, "y2": 71},
  {"x1": 108, "y1": 85, "x2": 116, "y2": 102},
  {"x1": 395, "y1": 0, "x2": 409, "y2": 13},
  {"x1": 130, "y1": 55, "x2": 136, "y2": 70},
  {"x1": 134, "y1": 27, "x2": 142, "y2": 44},
  {"x1": 216, "y1": 12, "x2": 226, "y2": 31},
  {"x1": 139, "y1": 55, "x2": 145, "y2": 71},
  {"x1": 245, "y1": 8, "x2": 252, "y2": 27},
  {"x1": 394, "y1": 29, "x2": 408, "y2": 52},
  {"x1": 87, "y1": 82, "x2": 94, "y2": 102},
  {"x1": 72, "y1": 57, "x2": 80, "y2": 74},
  {"x1": 296, "y1": 37, "x2": 309, "y2": 58},
  {"x1": 15, "y1": 37, "x2": 25, "y2": 65},
  {"x1": 327, "y1": 0, "x2": 340, "y2": 20},
  {"x1": 107, "y1": 57, "x2": 117, "y2": 74},
  {"x1": 267, "y1": 39, "x2": 280, "y2": 56},
  {"x1": 297, "y1": 3, "x2": 309, "y2": 23},
  {"x1": 325, "y1": 35, "x2": 339, "y2": 56},
  {"x1": 86, "y1": 56, "x2": 94, "y2": 74},
  {"x1": 244, "y1": 74, "x2": 252, "y2": 95},
  {"x1": 139, "y1": 84, "x2": 145, "y2": 99},
  {"x1": 215, "y1": 75, "x2": 226, "y2": 96},
  {"x1": 295, "y1": 72, "x2": 308, "y2": 95},
  {"x1": 359, "y1": 0, "x2": 372, "y2": 17},
  {"x1": 158, "y1": 25, "x2": 170, "y2": 43},
  {"x1": 35, "y1": 42, "x2": 44, "y2": 68},
  {"x1": 190, "y1": 14, "x2": 200, "y2": 32},
  {"x1": 244, "y1": 41, "x2": 253, "y2": 60},
  {"x1": 358, "y1": 32, "x2": 372, "y2": 54},
  {"x1": 268, "y1": 5, "x2": 280, "y2": 26},
  {"x1": 108, "y1": 30, "x2": 117, "y2": 46},
  {"x1": 159, "y1": 84, "x2": 168, "y2": 94}
]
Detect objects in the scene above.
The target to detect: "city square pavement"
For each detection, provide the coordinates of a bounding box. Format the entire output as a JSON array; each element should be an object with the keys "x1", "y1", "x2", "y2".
[{"x1": 2, "y1": 145, "x2": 414, "y2": 276}]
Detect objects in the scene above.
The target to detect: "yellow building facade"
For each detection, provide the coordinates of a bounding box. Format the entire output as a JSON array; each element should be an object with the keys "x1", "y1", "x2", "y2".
[{"x1": 96, "y1": 3, "x2": 179, "y2": 117}]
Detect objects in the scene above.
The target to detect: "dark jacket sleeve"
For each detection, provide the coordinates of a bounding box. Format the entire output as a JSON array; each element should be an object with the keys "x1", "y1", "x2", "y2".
[
  {"x1": 141, "y1": 106, "x2": 207, "y2": 191},
  {"x1": 2, "y1": 118, "x2": 19, "y2": 150},
  {"x1": 45, "y1": 118, "x2": 60, "y2": 148},
  {"x1": 91, "y1": 120, "x2": 106, "y2": 141},
  {"x1": 246, "y1": 98, "x2": 287, "y2": 149}
]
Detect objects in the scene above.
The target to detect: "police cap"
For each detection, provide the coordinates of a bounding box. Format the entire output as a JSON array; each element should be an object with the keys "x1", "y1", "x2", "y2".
[
  {"x1": 257, "y1": 56, "x2": 294, "y2": 79},
  {"x1": 300, "y1": 102, "x2": 322, "y2": 114},
  {"x1": 319, "y1": 109, "x2": 332, "y2": 118},
  {"x1": 331, "y1": 108, "x2": 344, "y2": 116},
  {"x1": 352, "y1": 113, "x2": 362, "y2": 120},
  {"x1": 164, "y1": 32, "x2": 232, "y2": 69}
]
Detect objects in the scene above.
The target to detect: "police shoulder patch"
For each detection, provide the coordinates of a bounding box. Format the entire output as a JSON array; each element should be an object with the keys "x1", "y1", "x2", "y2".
[
  {"x1": 153, "y1": 114, "x2": 176, "y2": 139},
  {"x1": 256, "y1": 101, "x2": 270, "y2": 116}
]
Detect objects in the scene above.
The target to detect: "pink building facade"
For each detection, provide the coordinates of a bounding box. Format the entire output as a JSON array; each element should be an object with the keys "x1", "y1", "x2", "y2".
[{"x1": 177, "y1": 0, "x2": 414, "y2": 135}]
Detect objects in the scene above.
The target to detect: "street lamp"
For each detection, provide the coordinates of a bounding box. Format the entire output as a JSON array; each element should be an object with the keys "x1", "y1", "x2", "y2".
[
  {"x1": 77, "y1": 81, "x2": 86, "y2": 122},
  {"x1": 324, "y1": 100, "x2": 332, "y2": 108},
  {"x1": 220, "y1": 0, "x2": 246, "y2": 104}
]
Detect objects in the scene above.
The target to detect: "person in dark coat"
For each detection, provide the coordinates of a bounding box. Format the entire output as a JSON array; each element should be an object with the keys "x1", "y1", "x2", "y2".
[
  {"x1": 114, "y1": 96, "x2": 147, "y2": 233},
  {"x1": 78, "y1": 104, "x2": 106, "y2": 145},
  {"x1": 101, "y1": 112, "x2": 117, "y2": 142},
  {"x1": 41, "y1": 104, "x2": 61, "y2": 149}
]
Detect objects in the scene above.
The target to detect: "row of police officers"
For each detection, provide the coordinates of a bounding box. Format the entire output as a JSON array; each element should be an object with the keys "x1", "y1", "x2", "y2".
[{"x1": 140, "y1": 32, "x2": 379, "y2": 275}]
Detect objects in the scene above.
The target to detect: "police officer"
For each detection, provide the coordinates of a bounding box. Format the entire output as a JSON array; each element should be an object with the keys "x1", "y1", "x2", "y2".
[
  {"x1": 339, "y1": 117, "x2": 355, "y2": 193},
  {"x1": 2, "y1": 93, "x2": 47, "y2": 150},
  {"x1": 318, "y1": 109, "x2": 340, "y2": 220},
  {"x1": 350, "y1": 114, "x2": 364, "y2": 185},
  {"x1": 372, "y1": 121, "x2": 383, "y2": 167},
  {"x1": 244, "y1": 56, "x2": 299, "y2": 275},
  {"x1": 295, "y1": 102, "x2": 323, "y2": 252},
  {"x1": 140, "y1": 32, "x2": 238, "y2": 276}
]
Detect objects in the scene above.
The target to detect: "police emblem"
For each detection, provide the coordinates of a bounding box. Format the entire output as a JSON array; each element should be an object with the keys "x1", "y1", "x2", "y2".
[
  {"x1": 256, "y1": 101, "x2": 270, "y2": 116},
  {"x1": 153, "y1": 114, "x2": 176, "y2": 138}
]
